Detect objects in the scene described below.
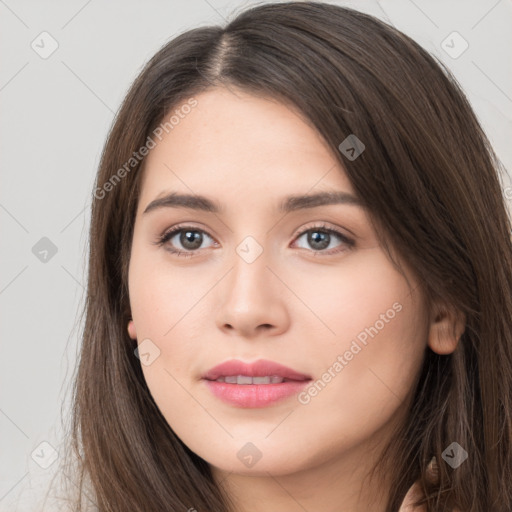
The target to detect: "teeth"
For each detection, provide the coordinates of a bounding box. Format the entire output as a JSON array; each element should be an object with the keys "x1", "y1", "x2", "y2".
[
  {"x1": 252, "y1": 376, "x2": 271, "y2": 384},
  {"x1": 214, "y1": 375, "x2": 285, "y2": 384},
  {"x1": 237, "y1": 375, "x2": 253, "y2": 385}
]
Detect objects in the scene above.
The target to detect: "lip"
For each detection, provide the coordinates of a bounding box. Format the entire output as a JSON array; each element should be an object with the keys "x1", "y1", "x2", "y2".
[
  {"x1": 201, "y1": 359, "x2": 312, "y2": 408},
  {"x1": 202, "y1": 359, "x2": 311, "y2": 382}
]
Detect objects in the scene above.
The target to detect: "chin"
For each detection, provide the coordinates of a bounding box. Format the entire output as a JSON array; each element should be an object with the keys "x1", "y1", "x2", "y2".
[{"x1": 204, "y1": 445, "x2": 315, "y2": 477}]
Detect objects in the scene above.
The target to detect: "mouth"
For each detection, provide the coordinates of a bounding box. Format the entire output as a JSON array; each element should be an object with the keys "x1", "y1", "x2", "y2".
[
  {"x1": 205, "y1": 375, "x2": 303, "y2": 384},
  {"x1": 201, "y1": 359, "x2": 312, "y2": 408}
]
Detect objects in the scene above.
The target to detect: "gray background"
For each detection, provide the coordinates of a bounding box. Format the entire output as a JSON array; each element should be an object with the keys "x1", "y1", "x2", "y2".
[{"x1": 1, "y1": 0, "x2": 511, "y2": 510}]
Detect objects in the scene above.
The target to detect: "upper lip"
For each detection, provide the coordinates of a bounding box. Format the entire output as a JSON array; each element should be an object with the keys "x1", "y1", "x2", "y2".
[{"x1": 202, "y1": 359, "x2": 312, "y2": 381}]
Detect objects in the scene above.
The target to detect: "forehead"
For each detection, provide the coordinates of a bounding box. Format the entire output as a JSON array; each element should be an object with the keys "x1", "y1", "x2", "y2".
[{"x1": 139, "y1": 87, "x2": 355, "y2": 205}]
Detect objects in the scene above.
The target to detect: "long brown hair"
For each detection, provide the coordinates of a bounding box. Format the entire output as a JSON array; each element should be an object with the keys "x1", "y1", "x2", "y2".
[{"x1": 60, "y1": 2, "x2": 512, "y2": 510}]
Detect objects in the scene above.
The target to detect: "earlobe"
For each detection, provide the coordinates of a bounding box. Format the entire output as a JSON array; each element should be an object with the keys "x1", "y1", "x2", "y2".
[
  {"x1": 427, "y1": 302, "x2": 466, "y2": 355},
  {"x1": 127, "y1": 319, "x2": 137, "y2": 340}
]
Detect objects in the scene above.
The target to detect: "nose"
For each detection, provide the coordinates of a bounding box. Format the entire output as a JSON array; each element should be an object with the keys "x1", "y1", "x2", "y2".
[{"x1": 215, "y1": 245, "x2": 290, "y2": 339}]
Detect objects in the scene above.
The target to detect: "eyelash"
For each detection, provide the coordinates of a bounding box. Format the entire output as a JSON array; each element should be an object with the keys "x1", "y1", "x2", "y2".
[{"x1": 153, "y1": 222, "x2": 355, "y2": 258}]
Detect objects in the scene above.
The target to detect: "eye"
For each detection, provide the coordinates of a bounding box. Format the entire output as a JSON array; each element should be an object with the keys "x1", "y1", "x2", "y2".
[
  {"x1": 291, "y1": 223, "x2": 355, "y2": 255},
  {"x1": 153, "y1": 224, "x2": 216, "y2": 258},
  {"x1": 153, "y1": 222, "x2": 355, "y2": 259}
]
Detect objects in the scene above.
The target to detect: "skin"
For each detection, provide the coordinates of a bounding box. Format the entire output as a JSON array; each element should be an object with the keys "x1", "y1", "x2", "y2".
[{"x1": 127, "y1": 86, "x2": 464, "y2": 512}]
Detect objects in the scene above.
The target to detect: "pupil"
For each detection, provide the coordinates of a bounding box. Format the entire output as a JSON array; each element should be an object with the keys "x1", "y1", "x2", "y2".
[
  {"x1": 309, "y1": 231, "x2": 329, "y2": 250},
  {"x1": 180, "y1": 230, "x2": 202, "y2": 250}
]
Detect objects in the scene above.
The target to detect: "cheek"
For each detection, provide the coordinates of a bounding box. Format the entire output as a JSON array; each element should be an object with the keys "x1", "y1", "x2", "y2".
[
  {"x1": 128, "y1": 245, "x2": 208, "y2": 345},
  {"x1": 128, "y1": 255, "x2": 208, "y2": 435},
  {"x1": 127, "y1": 246, "x2": 199, "y2": 392},
  {"x1": 290, "y1": 248, "x2": 427, "y2": 423},
  {"x1": 290, "y1": 300, "x2": 426, "y2": 474},
  {"x1": 289, "y1": 247, "x2": 424, "y2": 351}
]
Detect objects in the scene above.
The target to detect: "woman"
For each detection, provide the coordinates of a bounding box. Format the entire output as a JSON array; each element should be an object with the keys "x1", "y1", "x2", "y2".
[{"x1": 62, "y1": 2, "x2": 512, "y2": 511}]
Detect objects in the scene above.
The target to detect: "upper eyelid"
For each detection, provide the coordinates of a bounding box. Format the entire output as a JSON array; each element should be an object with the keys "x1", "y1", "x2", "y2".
[
  {"x1": 162, "y1": 224, "x2": 215, "y2": 240},
  {"x1": 293, "y1": 223, "x2": 348, "y2": 238}
]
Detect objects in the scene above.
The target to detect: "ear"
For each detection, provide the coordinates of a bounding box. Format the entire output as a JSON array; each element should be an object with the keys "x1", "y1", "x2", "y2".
[
  {"x1": 127, "y1": 319, "x2": 137, "y2": 340},
  {"x1": 427, "y1": 302, "x2": 466, "y2": 355}
]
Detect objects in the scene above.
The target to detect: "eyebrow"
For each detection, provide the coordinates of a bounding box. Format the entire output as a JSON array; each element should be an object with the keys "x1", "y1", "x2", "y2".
[{"x1": 142, "y1": 190, "x2": 363, "y2": 215}]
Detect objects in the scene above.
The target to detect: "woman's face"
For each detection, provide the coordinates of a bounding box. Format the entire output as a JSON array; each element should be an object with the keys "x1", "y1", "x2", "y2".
[{"x1": 127, "y1": 86, "x2": 429, "y2": 479}]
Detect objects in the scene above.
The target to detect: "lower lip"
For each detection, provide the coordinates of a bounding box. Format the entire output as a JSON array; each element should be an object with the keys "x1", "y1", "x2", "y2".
[{"x1": 203, "y1": 379, "x2": 311, "y2": 408}]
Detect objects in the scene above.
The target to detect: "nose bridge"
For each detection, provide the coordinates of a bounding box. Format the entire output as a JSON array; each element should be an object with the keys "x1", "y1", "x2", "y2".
[
  {"x1": 215, "y1": 232, "x2": 289, "y2": 335},
  {"x1": 228, "y1": 234, "x2": 272, "y2": 301}
]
